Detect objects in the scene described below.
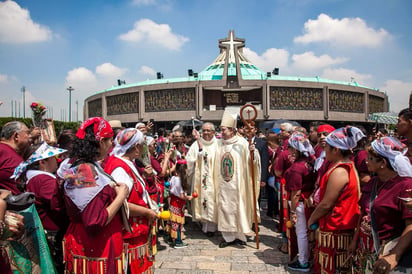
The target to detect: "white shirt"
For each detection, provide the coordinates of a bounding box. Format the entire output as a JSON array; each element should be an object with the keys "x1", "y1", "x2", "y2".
[
  {"x1": 170, "y1": 176, "x2": 184, "y2": 197},
  {"x1": 111, "y1": 167, "x2": 134, "y2": 193}
]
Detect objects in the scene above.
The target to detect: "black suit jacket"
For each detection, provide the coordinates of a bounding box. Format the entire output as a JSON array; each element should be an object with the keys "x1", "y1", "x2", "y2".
[{"x1": 253, "y1": 136, "x2": 269, "y2": 183}]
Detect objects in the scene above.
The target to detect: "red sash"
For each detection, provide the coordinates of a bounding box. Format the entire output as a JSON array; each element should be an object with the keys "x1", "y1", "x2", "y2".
[{"x1": 318, "y1": 162, "x2": 360, "y2": 231}]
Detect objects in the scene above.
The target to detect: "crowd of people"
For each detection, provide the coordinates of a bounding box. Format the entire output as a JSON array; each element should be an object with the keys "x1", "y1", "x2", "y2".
[{"x1": 0, "y1": 107, "x2": 411, "y2": 274}]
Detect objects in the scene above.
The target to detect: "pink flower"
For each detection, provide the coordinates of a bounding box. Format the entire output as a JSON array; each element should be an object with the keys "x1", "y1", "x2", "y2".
[{"x1": 31, "y1": 102, "x2": 38, "y2": 108}]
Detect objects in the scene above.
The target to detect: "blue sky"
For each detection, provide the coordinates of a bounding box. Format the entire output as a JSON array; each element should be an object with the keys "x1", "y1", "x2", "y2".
[{"x1": 0, "y1": 0, "x2": 411, "y2": 121}]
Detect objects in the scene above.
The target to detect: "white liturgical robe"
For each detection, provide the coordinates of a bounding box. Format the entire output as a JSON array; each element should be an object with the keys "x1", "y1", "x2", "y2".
[
  {"x1": 186, "y1": 136, "x2": 218, "y2": 223},
  {"x1": 214, "y1": 135, "x2": 261, "y2": 234}
]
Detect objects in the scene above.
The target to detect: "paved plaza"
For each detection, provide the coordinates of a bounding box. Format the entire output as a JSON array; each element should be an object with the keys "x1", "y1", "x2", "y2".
[{"x1": 154, "y1": 209, "x2": 305, "y2": 274}]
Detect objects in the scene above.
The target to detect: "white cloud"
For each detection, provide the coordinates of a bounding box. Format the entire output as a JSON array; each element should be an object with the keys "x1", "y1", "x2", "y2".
[
  {"x1": 95, "y1": 63, "x2": 127, "y2": 78},
  {"x1": 118, "y1": 18, "x2": 189, "y2": 50},
  {"x1": 65, "y1": 67, "x2": 97, "y2": 88},
  {"x1": 321, "y1": 67, "x2": 372, "y2": 85},
  {"x1": 243, "y1": 47, "x2": 289, "y2": 72},
  {"x1": 294, "y1": 13, "x2": 390, "y2": 48},
  {"x1": 380, "y1": 80, "x2": 412, "y2": 113},
  {"x1": 0, "y1": 74, "x2": 8, "y2": 83},
  {"x1": 139, "y1": 65, "x2": 156, "y2": 76},
  {"x1": 131, "y1": 0, "x2": 173, "y2": 11},
  {"x1": 292, "y1": 52, "x2": 348, "y2": 71},
  {"x1": 0, "y1": 0, "x2": 52, "y2": 44},
  {"x1": 132, "y1": 0, "x2": 156, "y2": 5}
]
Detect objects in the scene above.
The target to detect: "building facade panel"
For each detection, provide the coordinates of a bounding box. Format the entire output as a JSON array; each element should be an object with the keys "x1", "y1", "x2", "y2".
[
  {"x1": 269, "y1": 86, "x2": 323, "y2": 110},
  {"x1": 88, "y1": 98, "x2": 102, "y2": 117},
  {"x1": 328, "y1": 111, "x2": 367, "y2": 122},
  {"x1": 329, "y1": 89, "x2": 364, "y2": 113},
  {"x1": 145, "y1": 88, "x2": 196, "y2": 112},
  {"x1": 106, "y1": 92, "x2": 139, "y2": 115},
  {"x1": 267, "y1": 109, "x2": 325, "y2": 121},
  {"x1": 369, "y1": 95, "x2": 385, "y2": 113}
]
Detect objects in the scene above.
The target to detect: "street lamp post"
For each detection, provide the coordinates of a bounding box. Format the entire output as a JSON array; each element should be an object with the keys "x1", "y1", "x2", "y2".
[
  {"x1": 21, "y1": 86, "x2": 26, "y2": 118},
  {"x1": 75, "y1": 100, "x2": 79, "y2": 122},
  {"x1": 67, "y1": 86, "x2": 74, "y2": 122}
]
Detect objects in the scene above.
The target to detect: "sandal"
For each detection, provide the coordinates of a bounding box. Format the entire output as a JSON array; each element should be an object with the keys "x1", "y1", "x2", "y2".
[{"x1": 277, "y1": 244, "x2": 288, "y2": 254}]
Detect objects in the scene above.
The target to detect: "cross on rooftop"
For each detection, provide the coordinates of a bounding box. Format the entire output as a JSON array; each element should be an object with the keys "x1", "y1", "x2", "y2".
[{"x1": 220, "y1": 30, "x2": 245, "y2": 64}]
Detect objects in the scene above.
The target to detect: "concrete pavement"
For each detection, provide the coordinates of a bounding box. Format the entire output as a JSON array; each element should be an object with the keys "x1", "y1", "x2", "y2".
[{"x1": 153, "y1": 210, "x2": 306, "y2": 273}]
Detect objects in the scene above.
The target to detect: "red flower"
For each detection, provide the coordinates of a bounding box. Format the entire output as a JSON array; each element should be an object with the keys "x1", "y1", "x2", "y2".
[{"x1": 31, "y1": 101, "x2": 46, "y2": 127}]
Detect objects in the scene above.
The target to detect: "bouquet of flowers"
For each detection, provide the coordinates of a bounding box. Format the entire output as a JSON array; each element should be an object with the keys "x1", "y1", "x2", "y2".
[{"x1": 30, "y1": 102, "x2": 46, "y2": 128}]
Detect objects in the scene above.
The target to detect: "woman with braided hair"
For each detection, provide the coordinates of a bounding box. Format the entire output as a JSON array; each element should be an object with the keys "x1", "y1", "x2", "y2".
[{"x1": 59, "y1": 117, "x2": 129, "y2": 273}]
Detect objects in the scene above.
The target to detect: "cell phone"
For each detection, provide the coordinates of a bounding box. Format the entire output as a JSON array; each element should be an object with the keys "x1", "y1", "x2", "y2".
[{"x1": 150, "y1": 119, "x2": 154, "y2": 123}]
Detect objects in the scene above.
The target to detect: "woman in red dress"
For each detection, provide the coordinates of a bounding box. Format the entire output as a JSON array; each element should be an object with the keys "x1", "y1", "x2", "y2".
[
  {"x1": 12, "y1": 142, "x2": 68, "y2": 272},
  {"x1": 350, "y1": 137, "x2": 412, "y2": 273},
  {"x1": 104, "y1": 128, "x2": 158, "y2": 274},
  {"x1": 284, "y1": 132, "x2": 316, "y2": 272},
  {"x1": 308, "y1": 126, "x2": 364, "y2": 274},
  {"x1": 59, "y1": 117, "x2": 129, "y2": 273}
]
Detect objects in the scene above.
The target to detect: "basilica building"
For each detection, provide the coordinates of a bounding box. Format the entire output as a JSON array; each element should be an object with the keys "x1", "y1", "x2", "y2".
[{"x1": 84, "y1": 31, "x2": 387, "y2": 128}]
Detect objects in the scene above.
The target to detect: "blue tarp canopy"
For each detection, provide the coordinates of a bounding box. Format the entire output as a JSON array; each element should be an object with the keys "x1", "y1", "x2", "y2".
[{"x1": 368, "y1": 112, "x2": 398, "y2": 125}]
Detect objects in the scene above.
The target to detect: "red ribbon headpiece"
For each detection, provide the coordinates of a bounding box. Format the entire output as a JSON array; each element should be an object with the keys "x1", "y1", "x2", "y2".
[
  {"x1": 177, "y1": 159, "x2": 187, "y2": 165},
  {"x1": 317, "y1": 124, "x2": 335, "y2": 134},
  {"x1": 76, "y1": 117, "x2": 114, "y2": 141}
]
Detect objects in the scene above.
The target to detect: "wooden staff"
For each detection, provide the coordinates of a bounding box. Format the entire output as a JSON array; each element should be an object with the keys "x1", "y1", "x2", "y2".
[{"x1": 240, "y1": 104, "x2": 259, "y2": 249}]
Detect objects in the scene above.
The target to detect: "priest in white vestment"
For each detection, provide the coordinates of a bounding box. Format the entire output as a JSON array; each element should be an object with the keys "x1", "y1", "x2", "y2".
[
  {"x1": 214, "y1": 111, "x2": 261, "y2": 248},
  {"x1": 186, "y1": 122, "x2": 218, "y2": 236}
]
